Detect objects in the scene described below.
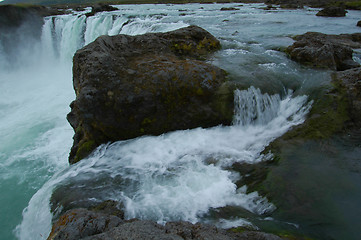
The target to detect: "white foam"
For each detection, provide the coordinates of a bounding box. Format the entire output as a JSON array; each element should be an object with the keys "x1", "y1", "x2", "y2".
[{"x1": 17, "y1": 86, "x2": 311, "y2": 239}]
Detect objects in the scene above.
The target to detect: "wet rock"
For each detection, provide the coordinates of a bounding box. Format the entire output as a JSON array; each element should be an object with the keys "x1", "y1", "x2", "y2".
[
  {"x1": 262, "y1": 5, "x2": 278, "y2": 10},
  {"x1": 220, "y1": 7, "x2": 239, "y2": 11},
  {"x1": 85, "y1": 4, "x2": 118, "y2": 17},
  {"x1": 47, "y1": 208, "x2": 123, "y2": 240},
  {"x1": 0, "y1": 5, "x2": 62, "y2": 66},
  {"x1": 332, "y1": 67, "x2": 361, "y2": 127},
  {"x1": 0, "y1": 4, "x2": 62, "y2": 28},
  {"x1": 48, "y1": 209, "x2": 283, "y2": 240},
  {"x1": 316, "y1": 6, "x2": 347, "y2": 17},
  {"x1": 357, "y1": 20, "x2": 361, "y2": 27},
  {"x1": 68, "y1": 25, "x2": 234, "y2": 164},
  {"x1": 285, "y1": 32, "x2": 361, "y2": 71}
]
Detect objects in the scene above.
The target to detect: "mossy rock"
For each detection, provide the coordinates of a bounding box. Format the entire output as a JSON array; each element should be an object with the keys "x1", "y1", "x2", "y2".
[{"x1": 68, "y1": 26, "x2": 233, "y2": 164}]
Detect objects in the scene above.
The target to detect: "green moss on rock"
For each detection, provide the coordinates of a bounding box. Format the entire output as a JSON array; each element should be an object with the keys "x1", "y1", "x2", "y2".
[{"x1": 73, "y1": 140, "x2": 96, "y2": 164}]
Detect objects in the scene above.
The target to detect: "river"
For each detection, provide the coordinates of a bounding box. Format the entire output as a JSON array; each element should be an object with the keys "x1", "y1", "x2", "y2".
[{"x1": 0, "y1": 3, "x2": 360, "y2": 240}]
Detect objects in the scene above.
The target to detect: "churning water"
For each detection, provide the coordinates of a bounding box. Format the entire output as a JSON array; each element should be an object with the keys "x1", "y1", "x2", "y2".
[{"x1": 0, "y1": 3, "x2": 360, "y2": 240}]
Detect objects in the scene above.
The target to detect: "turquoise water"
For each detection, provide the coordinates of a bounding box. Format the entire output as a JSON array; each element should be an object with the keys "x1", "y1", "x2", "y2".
[{"x1": 0, "y1": 3, "x2": 360, "y2": 240}]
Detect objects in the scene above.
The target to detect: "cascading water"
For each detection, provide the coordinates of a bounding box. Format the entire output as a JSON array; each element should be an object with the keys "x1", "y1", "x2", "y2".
[
  {"x1": 1, "y1": 3, "x2": 360, "y2": 240},
  {"x1": 17, "y1": 85, "x2": 311, "y2": 240}
]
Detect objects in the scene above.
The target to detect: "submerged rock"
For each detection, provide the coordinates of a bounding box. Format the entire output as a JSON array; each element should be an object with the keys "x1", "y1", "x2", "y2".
[
  {"x1": 68, "y1": 26, "x2": 234, "y2": 163},
  {"x1": 220, "y1": 7, "x2": 240, "y2": 11},
  {"x1": 48, "y1": 208, "x2": 283, "y2": 240},
  {"x1": 316, "y1": 6, "x2": 347, "y2": 17},
  {"x1": 357, "y1": 20, "x2": 361, "y2": 27},
  {"x1": 285, "y1": 32, "x2": 361, "y2": 71}
]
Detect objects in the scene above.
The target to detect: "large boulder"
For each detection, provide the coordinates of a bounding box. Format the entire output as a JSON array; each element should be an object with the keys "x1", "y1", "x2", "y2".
[
  {"x1": 67, "y1": 26, "x2": 235, "y2": 163},
  {"x1": 285, "y1": 32, "x2": 361, "y2": 71},
  {"x1": 47, "y1": 208, "x2": 123, "y2": 240},
  {"x1": 48, "y1": 208, "x2": 283, "y2": 240},
  {"x1": 316, "y1": 6, "x2": 347, "y2": 17}
]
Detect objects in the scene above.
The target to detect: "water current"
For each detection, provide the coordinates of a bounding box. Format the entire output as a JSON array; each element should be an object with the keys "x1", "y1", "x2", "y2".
[{"x1": 0, "y1": 3, "x2": 360, "y2": 240}]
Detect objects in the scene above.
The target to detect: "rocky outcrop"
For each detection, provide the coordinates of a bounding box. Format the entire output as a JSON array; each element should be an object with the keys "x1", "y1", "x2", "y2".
[
  {"x1": 220, "y1": 7, "x2": 239, "y2": 11},
  {"x1": 0, "y1": 4, "x2": 60, "y2": 29},
  {"x1": 285, "y1": 32, "x2": 361, "y2": 71},
  {"x1": 85, "y1": 4, "x2": 118, "y2": 17},
  {"x1": 67, "y1": 26, "x2": 234, "y2": 163},
  {"x1": 48, "y1": 208, "x2": 283, "y2": 240},
  {"x1": 316, "y1": 6, "x2": 347, "y2": 17},
  {"x1": 332, "y1": 67, "x2": 361, "y2": 127},
  {"x1": 0, "y1": 5, "x2": 63, "y2": 67}
]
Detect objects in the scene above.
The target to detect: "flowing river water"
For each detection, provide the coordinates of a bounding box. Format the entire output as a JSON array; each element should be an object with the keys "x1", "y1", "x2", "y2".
[{"x1": 0, "y1": 3, "x2": 360, "y2": 240}]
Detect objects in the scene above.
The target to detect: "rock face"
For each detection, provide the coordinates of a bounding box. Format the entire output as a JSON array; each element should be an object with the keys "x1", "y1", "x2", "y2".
[
  {"x1": 316, "y1": 6, "x2": 347, "y2": 17},
  {"x1": 67, "y1": 26, "x2": 234, "y2": 163},
  {"x1": 47, "y1": 208, "x2": 123, "y2": 240},
  {"x1": 0, "y1": 5, "x2": 62, "y2": 67},
  {"x1": 332, "y1": 67, "x2": 361, "y2": 127},
  {"x1": 48, "y1": 208, "x2": 283, "y2": 240},
  {"x1": 285, "y1": 32, "x2": 361, "y2": 71}
]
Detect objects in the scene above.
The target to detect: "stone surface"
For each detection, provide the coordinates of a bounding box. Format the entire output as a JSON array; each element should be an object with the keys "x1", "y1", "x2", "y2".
[
  {"x1": 48, "y1": 209, "x2": 283, "y2": 240},
  {"x1": 68, "y1": 25, "x2": 234, "y2": 163},
  {"x1": 316, "y1": 6, "x2": 347, "y2": 17},
  {"x1": 47, "y1": 208, "x2": 123, "y2": 240},
  {"x1": 332, "y1": 67, "x2": 361, "y2": 127},
  {"x1": 285, "y1": 32, "x2": 361, "y2": 71}
]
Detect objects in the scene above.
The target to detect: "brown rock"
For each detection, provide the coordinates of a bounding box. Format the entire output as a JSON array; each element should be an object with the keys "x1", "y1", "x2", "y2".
[
  {"x1": 286, "y1": 32, "x2": 361, "y2": 71},
  {"x1": 67, "y1": 26, "x2": 234, "y2": 163},
  {"x1": 316, "y1": 6, "x2": 347, "y2": 17}
]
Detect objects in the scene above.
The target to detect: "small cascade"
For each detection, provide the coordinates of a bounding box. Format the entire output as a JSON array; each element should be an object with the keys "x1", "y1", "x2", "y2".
[
  {"x1": 233, "y1": 86, "x2": 281, "y2": 126},
  {"x1": 17, "y1": 84, "x2": 312, "y2": 240}
]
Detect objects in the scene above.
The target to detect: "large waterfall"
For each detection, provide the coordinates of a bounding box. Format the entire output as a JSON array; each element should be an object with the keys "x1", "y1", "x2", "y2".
[{"x1": 1, "y1": 3, "x2": 360, "y2": 240}]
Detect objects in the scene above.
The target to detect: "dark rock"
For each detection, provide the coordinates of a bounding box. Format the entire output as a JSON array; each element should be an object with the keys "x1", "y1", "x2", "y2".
[
  {"x1": 0, "y1": 5, "x2": 62, "y2": 67},
  {"x1": 280, "y1": 3, "x2": 304, "y2": 9},
  {"x1": 85, "y1": 4, "x2": 118, "y2": 17},
  {"x1": 332, "y1": 67, "x2": 361, "y2": 127},
  {"x1": 285, "y1": 32, "x2": 361, "y2": 71},
  {"x1": 316, "y1": 6, "x2": 347, "y2": 17},
  {"x1": 0, "y1": 5, "x2": 61, "y2": 28},
  {"x1": 48, "y1": 209, "x2": 283, "y2": 240},
  {"x1": 47, "y1": 208, "x2": 123, "y2": 240},
  {"x1": 220, "y1": 7, "x2": 239, "y2": 11},
  {"x1": 357, "y1": 20, "x2": 361, "y2": 27},
  {"x1": 90, "y1": 200, "x2": 124, "y2": 219},
  {"x1": 262, "y1": 5, "x2": 278, "y2": 10},
  {"x1": 68, "y1": 25, "x2": 234, "y2": 164}
]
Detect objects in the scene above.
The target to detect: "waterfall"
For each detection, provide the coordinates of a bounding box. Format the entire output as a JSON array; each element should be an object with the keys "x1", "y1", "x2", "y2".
[
  {"x1": 17, "y1": 83, "x2": 312, "y2": 239},
  {"x1": 39, "y1": 11, "x2": 188, "y2": 62},
  {"x1": 233, "y1": 86, "x2": 281, "y2": 126}
]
